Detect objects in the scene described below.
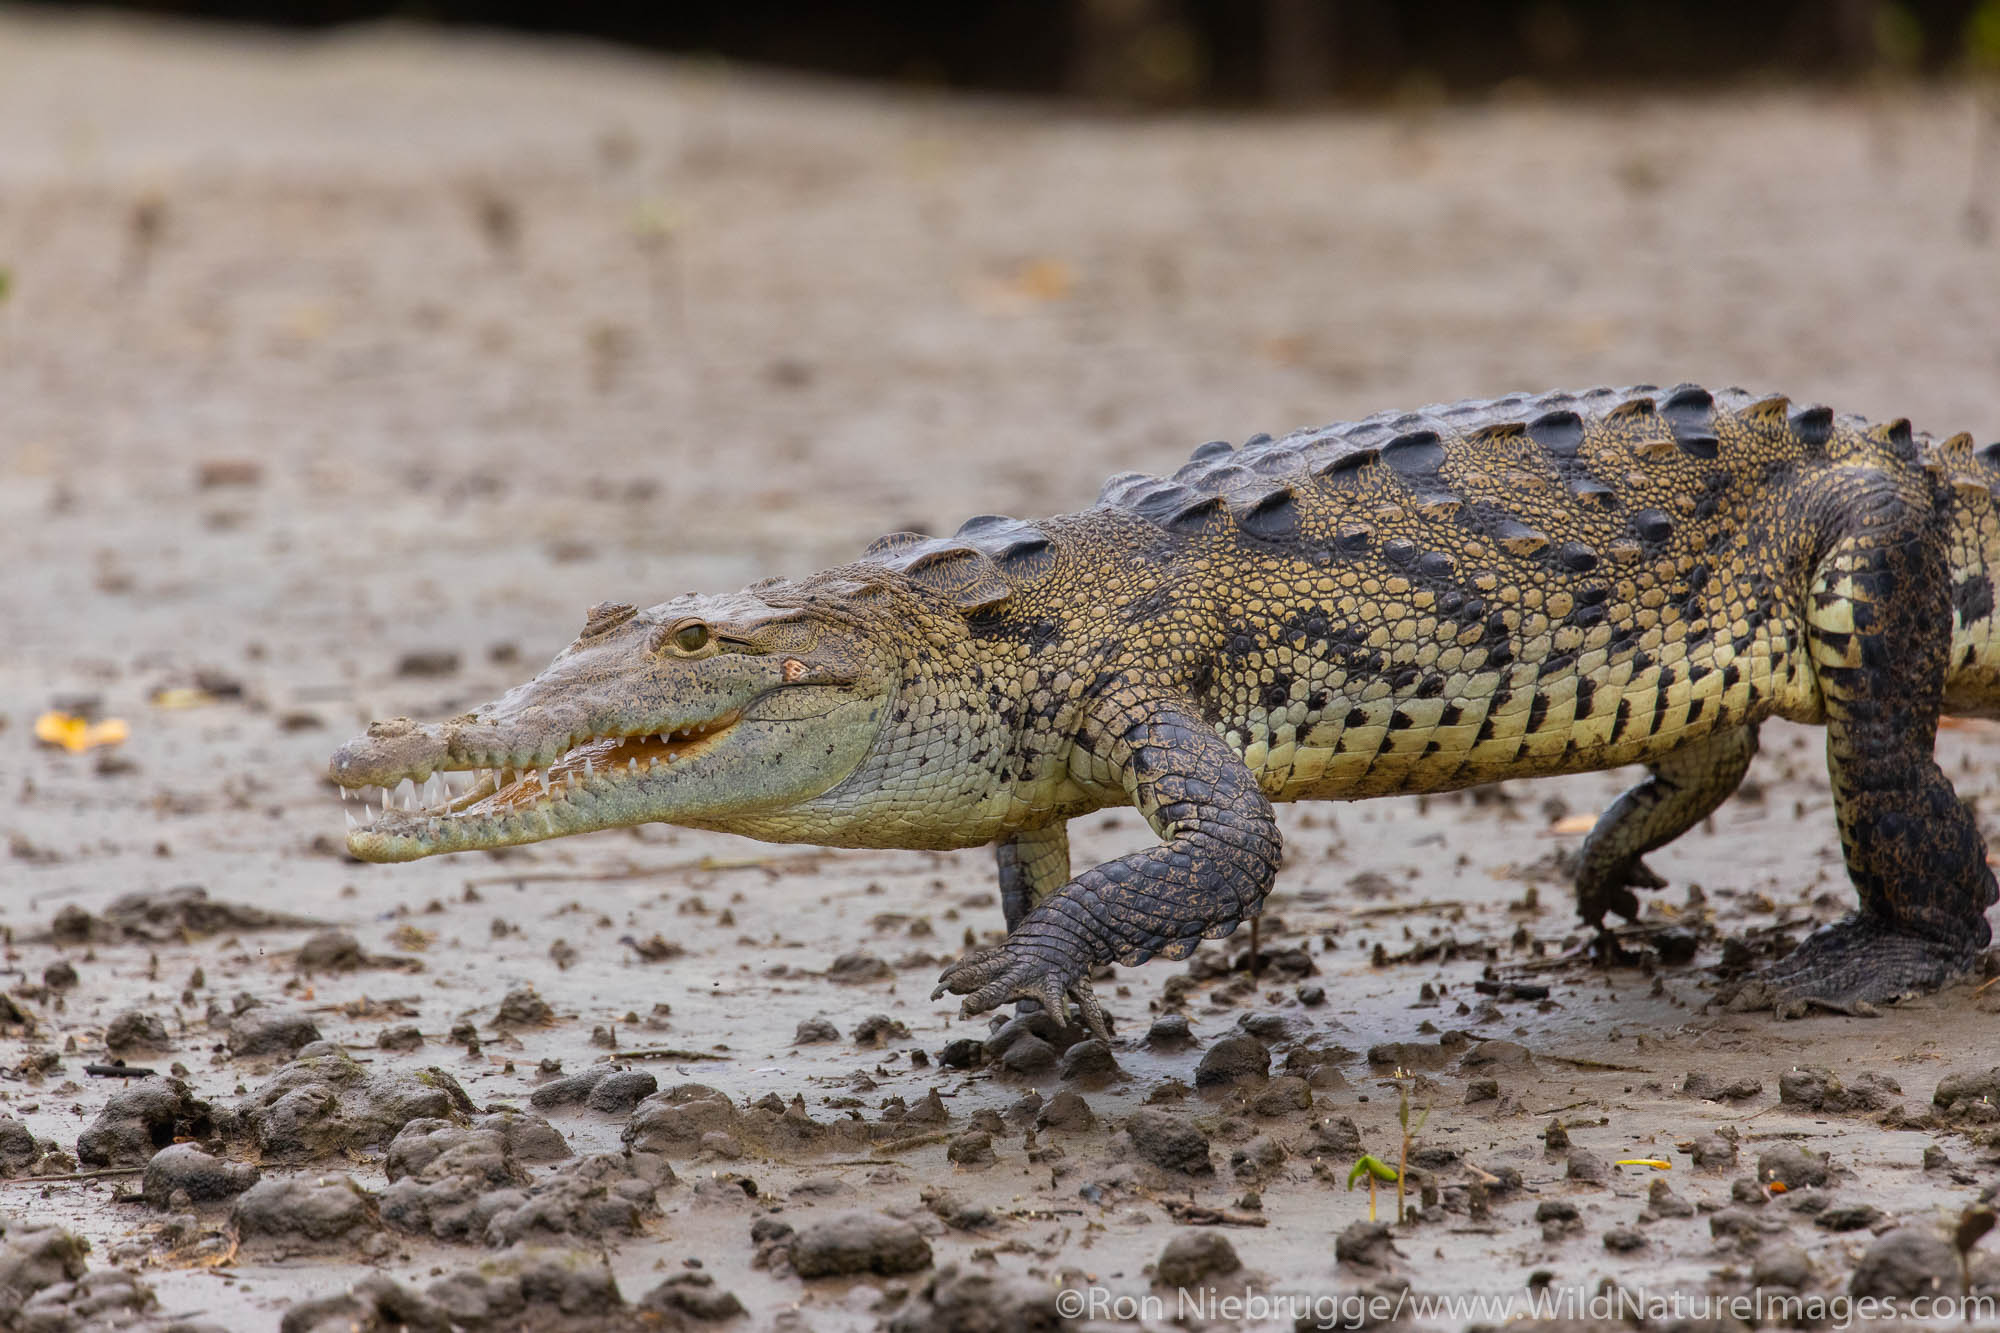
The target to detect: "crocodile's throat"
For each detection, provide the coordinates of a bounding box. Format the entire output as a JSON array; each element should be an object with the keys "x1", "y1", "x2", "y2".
[{"x1": 341, "y1": 713, "x2": 739, "y2": 859}]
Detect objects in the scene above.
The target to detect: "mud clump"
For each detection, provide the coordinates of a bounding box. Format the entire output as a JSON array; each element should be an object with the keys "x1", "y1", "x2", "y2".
[
  {"x1": 495, "y1": 984, "x2": 555, "y2": 1028},
  {"x1": 103, "y1": 1010, "x2": 171, "y2": 1053},
  {"x1": 385, "y1": 1112, "x2": 571, "y2": 1184},
  {"x1": 1156, "y1": 1231, "x2": 1241, "y2": 1288},
  {"x1": 1778, "y1": 1066, "x2": 1900, "y2": 1113},
  {"x1": 0, "y1": 1116, "x2": 45, "y2": 1177},
  {"x1": 621, "y1": 1084, "x2": 739, "y2": 1156},
  {"x1": 380, "y1": 1109, "x2": 668, "y2": 1248},
  {"x1": 1057, "y1": 1038, "x2": 1120, "y2": 1084},
  {"x1": 230, "y1": 1176, "x2": 385, "y2": 1256},
  {"x1": 234, "y1": 1047, "x2": 476, "y2": 1162},
  {"x1": 225, "y1": 1008, "x2": 323, "y2": 1059},
  {"x1": 1849, "y1": 1225, "x2": 1963, "y2": 1301},
  {"x1": 1036, "y1": 1089, "x2": 1096, "y2": 1133},
  {"x1": 20, "y1": 1265, "x2": 194, "y2": 1333},
  {"x1": 1933, "y1": 1067, "x2": 2000, "y2": 1115},
  {"x1": 793, "y1": 1017, "x2": 839, "y2": 1044},
  {"x1": 528, "y1": 1065, "x2": 659, "y2": 1115},
  {"x1": 1194, "y1": 1036, "x2": 1269, "y2": 1088},
  {"x1": 142, "y1": 1143, "x2": 259, "y2": 1206},
  {"x1": 885, "y1": 1264, "x2": 1065, "y2": 1333},
  {"x1": 0, "y1": 1223, "x2": 91, "y2": 1308},
  {"x1": 1124, "y1": 1108, "x2": 1212, "y2": 1175},
  {"x1": 49, "y1": 885, "x2": 316, "y2": 944},
  {"x1": 788, "y1": 1212, "x2": 932, "y2": 1278},
  {"x1": 623, "y1": 1083, "x2": 871, "y2": 1160},
  {"x1": 1145, "y1": 1014, "x2": 1194, "y2": 1050},
  {"x1": 282, "y1": 1246, "x2": 629, "y2": 1333},
  {"x1": 636, "y1": 1270, "x2": 745, "y2": 1322},
  {"x1": 1335, "y1": 1220, "x2": 1399, "y2": 1269},
  {"x1": 295, "y1": 929, "x2": 413, "y2": 973},
  {"x1": 76, "y1": 1079, "x2": 220, "y2": 1168},
  {"x1": 1757, "y1": 1143, "x2": 1834, "y2": 1190},
  {"x1": 1683, "y1": 1070, "x2": 1762, "y2": 1101}
]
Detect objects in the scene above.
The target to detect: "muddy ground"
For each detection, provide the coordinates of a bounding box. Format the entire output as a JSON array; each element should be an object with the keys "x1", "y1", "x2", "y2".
[{"x1": 3, "y1": 12, "x2": 2000, "y2": 1331}]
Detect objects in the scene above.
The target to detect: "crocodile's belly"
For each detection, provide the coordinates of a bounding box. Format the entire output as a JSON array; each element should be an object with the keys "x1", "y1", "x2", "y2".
[{"x1": 1228, "y1": 612, "x2": 1816, "y2": 802}]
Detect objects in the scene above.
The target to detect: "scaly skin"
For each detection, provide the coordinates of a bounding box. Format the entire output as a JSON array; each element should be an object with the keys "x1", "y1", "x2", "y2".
[{"x1": 331, "y1": 384, "x2": 2000, "y2": 1032}]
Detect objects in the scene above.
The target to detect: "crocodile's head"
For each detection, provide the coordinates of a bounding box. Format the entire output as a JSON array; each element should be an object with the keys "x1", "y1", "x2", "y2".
[{"x1": 329, "y1": 577, "x2": 902, "y2": 861}]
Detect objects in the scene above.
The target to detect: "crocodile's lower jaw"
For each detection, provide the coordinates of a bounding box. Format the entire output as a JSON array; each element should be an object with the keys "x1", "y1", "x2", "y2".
[{"x1": 341, "y1": 713, "x2": 740, "y2": 862}]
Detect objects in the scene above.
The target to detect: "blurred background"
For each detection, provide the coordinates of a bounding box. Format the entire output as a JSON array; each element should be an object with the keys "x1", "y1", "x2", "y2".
[{"x1": 32, "y1": 0, "x2": 2000, "y2": 103}]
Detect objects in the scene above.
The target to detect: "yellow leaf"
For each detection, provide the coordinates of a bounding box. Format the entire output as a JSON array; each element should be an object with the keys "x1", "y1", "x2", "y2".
[
  {"x1": 34, "y1": 712, "x2": 129, "y2": 753},
  {"x1": 150, "y1": 687, "x2": 216, "y2": 710}
]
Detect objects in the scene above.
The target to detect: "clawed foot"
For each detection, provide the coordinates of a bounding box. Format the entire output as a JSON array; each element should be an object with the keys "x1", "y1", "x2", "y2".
[
  {"x1": 1720, "y1": 914, "x2": 1978, "y2": 1019},
  {"x1": 1576, "y1": 857, "x2": 1667, "y2": 926},
  {"x1": 934, "y1": 943, "x2": 1111, "y2": 1043}
]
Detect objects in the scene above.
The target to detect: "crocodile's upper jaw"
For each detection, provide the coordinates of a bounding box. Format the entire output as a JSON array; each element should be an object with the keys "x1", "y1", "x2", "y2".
[{"x1": 338, "y1": 710, "x2": 744, "y2": 862}]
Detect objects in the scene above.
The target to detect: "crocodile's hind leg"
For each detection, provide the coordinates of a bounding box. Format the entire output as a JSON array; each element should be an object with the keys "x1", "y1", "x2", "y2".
[
  {"x1": 995, "y1": 824, "x2": 1070, "y2": 1020},
  {"x1": 1576, "y1": 724, "x2": 1760, "y2": 929},
  {"x1": 1733, "y1": 483, "x2": 1996, "y2": 1015}
]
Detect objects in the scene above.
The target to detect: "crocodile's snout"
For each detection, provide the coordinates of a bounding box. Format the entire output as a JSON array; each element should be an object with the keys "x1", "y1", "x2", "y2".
[{"x1": 328, "y1": 717, "x2": 451, "y2": 788}]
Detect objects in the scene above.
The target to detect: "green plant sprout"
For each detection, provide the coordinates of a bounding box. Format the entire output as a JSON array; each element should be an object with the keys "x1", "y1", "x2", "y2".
[{"x1": 1346, "y1": 1154, "x2": 1397, "y2": 1222}]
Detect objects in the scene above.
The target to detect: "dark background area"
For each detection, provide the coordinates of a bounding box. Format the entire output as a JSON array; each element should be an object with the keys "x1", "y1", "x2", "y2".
[{"x1": 35, "y1": 0, "x2": 2000, "y2": 103}]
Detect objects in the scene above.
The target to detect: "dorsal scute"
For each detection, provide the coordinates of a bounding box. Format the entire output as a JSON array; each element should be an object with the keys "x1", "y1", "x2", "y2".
[
  {"x1": 863, "y1": 536, "x2": 1012, "y2": 612},
  {"x1": 1099, "y1": 384, "x2": 1832, "y2": 536}
]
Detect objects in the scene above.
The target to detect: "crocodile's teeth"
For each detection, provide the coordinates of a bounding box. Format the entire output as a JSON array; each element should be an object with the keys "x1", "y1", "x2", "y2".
[{"x1": 345, "y1": 810, "x2": 357, "y2": 829}]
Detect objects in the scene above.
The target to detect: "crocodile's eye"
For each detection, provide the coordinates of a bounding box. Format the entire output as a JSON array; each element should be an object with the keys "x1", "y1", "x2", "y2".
[{"x1": 669, "y1": 622, "x2": 711, "y2": 655}]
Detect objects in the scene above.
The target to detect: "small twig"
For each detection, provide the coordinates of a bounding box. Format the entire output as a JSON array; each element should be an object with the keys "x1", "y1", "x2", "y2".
[
  {"x1": 84, "y1": 1063, "x2": 157, "y2": 1079},
  {"x1": 1, "y1": 1166, "x2": 145, "y2": 1186},
  {"x1": 610, "y1": 1047, "x2": 732, "y2": 1062},
  {"x1": 1163, "y1": 1200, "x2": 1268, "y2": 1227},
  {"x1": 1351, "y1": 900, "x2": 1472, "y2": 919}
]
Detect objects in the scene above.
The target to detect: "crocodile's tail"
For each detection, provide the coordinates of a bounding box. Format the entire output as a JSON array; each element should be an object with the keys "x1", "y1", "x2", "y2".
[{"x1": 1931, "y1": 431, "x2": 2000, "y2": 718}]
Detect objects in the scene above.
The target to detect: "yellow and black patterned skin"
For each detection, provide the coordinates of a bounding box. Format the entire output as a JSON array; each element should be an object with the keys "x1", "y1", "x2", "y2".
[{"x1": 332, "y1": 384, "x2": 2000, "y2": 1029}]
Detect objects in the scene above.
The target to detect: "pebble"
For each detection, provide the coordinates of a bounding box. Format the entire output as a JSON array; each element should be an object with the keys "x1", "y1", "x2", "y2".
[{"x1": 1144, "y1": 1014, "x2": 1194, "y2": 1050}]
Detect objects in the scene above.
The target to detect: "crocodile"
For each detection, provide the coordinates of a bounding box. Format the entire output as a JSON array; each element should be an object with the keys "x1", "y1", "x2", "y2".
[{"x1": 329, "y1": 384, "x2": 2000, "y2": 1031}]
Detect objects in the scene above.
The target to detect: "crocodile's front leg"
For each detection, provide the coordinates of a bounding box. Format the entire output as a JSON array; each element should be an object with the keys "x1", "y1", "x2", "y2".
[
  {"x1": 997, "y1": 824, "x2": 1070, "y2": 932},
  {"x1": 935, "y1": 697, "x2": 1281, "y2": 1038}
]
